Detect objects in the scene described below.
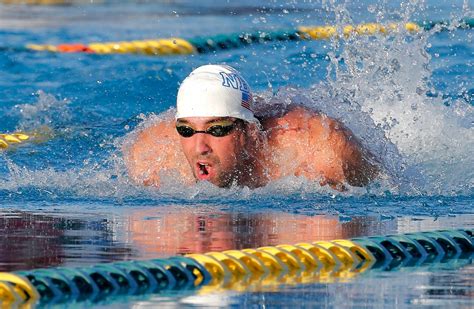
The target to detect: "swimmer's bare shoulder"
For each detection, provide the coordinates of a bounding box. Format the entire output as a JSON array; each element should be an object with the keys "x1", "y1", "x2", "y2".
[
  {"x1": 123, "y1": 118, "x2": 194, "y2": 186},
  {"x1": 261, "y1": 106, "x2": 378, "y2": 189}
]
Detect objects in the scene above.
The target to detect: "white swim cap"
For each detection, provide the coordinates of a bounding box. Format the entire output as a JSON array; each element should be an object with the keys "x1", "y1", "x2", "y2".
[{"x1": 176, "y1": 64, "x2": 259, "y2": 124}]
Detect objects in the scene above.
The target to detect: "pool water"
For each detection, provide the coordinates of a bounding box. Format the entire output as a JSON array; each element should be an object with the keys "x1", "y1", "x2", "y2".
[{"x1": 0, "y1": 0, "x2": 473, "y2": 307}]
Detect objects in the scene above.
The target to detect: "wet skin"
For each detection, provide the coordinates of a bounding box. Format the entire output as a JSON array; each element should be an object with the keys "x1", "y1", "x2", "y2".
[{"x1": 124, "y1": 106, "x2": 378, "y2": 189}]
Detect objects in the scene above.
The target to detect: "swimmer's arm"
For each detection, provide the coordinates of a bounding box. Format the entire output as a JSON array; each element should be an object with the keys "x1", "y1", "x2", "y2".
[
  {"x1": 123, "y1": 119, "x2": 193, "y2": 186},
  {"x1": 325, "y1": 119, "x2": 379, "y2": 187},
  {"x1": 123, "y1": 121, "x2": 168, "y2": 186}
]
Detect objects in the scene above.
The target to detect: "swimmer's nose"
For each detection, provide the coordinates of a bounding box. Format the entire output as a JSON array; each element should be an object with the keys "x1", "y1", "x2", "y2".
[{"x1": 194, "y1": 133, "x2": 212, "y2": 155}]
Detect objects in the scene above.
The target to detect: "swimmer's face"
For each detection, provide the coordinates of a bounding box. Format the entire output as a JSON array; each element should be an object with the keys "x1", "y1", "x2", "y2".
[{"x1": 176, "y1": 117, "x2": 248, "y2": 187}]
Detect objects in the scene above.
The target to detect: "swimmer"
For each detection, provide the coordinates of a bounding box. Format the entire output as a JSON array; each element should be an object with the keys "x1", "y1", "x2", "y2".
[{"x1": 124, "y1": 64, "x2": 378, "y2": 190}]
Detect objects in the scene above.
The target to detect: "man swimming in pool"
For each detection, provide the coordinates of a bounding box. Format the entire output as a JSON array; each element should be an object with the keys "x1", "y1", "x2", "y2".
[{"x1": 124, "y1": 64, "x2": 378, "y2": 190}]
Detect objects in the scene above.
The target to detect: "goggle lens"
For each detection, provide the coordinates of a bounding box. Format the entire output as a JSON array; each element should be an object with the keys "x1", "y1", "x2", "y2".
[
  {"x1": 176, "y1": 125, "x2": 195, "y2": 138},
  {"x1": 176, "y1": 122, "x2": 237, "y2": 138}
]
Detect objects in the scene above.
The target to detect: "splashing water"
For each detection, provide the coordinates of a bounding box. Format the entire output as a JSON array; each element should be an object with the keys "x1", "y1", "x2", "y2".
[
  {"x1": 14, "y1": 90, "x2": 72, "y2": 131},
  {"x1": 319, "y1": 1, "x2": 473, "y2": 196},
  {"x1": 0, "y1": 0, "x2": 472, "y2": 205},
  {"x1": 242, "y1": 0, "x2": 473, "y2": 196}
]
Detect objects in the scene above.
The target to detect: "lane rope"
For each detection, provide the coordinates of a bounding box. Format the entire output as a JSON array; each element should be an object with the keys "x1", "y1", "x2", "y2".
[
  {"x1": 0, "y1": 133, "x2": 30, "y2": 150},
  {"x1": 21, "y1": 19, "x2": 474, "y2": 56},
  {"x1": 0, "y1": 228, "x2": 471, "y2": 306}
]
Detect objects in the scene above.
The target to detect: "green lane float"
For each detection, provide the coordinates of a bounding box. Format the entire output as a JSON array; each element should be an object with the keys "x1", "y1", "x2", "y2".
[
  {"x1": 23, "y1": 19, "x2": 473, "y2": 56},
  {"x1": 0, "y1": 133, "x2": 30, "y2": 150},
  {"x1": 0, "y1": 229, "x2": 471, "y2": 306}
]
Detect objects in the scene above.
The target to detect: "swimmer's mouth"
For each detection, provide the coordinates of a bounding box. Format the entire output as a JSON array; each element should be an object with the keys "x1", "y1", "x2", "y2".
[
  {"x1": 196, "y1": 162, "x2": 212, "y2": 180},
  {"x1": 199, "y1": 163, "x2": 209, "y2": 175}
]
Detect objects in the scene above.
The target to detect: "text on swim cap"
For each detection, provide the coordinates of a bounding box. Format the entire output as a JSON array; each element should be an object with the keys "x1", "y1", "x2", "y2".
[{"x1": 219, "y1": 72, "x2": 250, "y2": 93}]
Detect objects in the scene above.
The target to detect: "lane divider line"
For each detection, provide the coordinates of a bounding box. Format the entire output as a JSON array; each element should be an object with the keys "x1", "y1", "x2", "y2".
[
  {"x1": 0, "y1": 133, "x2": 30, "y2": 150},
  {"x1": 22, "y1": 19, "x2": 474, "y2": 57},
  {"x1": 0, "y1": 228, "x2": 471, "y2": 306}
]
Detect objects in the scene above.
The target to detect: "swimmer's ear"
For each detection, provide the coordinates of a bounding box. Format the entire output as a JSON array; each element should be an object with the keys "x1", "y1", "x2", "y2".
[
  {"x1": 244, "y1": 122, "x2": 264, "y2": 146},
  {"x1": 245, "y1": 122, "x2": 259, "y2": 136}
]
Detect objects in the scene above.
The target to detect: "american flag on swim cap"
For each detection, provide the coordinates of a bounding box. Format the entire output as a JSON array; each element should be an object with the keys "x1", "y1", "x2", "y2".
[{"x1": 241, "y1": 91, "x2": 253, "y2": 111}]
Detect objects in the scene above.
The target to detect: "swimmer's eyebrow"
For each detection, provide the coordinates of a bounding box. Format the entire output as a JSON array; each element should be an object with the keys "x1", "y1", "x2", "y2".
[
  {"x1": 175, "y1": 117, "x2": 235, "y2": 126},
  {"x1": 176, "y1": 119, "x2": 190, "y2": 125},
  {"x1": 205, "y1": 117, "x2": 235, "y2": 125}
]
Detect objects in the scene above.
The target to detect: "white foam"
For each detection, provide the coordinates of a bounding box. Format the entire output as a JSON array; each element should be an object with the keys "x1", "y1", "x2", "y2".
[
  {"x1": 14, "y1": 90, "x2": 72, "y2": 131},
  {"x1": 320, "y1": 23, "x2": 473, "y2": 195}
]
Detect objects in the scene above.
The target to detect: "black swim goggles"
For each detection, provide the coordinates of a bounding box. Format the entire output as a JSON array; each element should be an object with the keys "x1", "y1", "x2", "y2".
[{"x1": 175, "y1": 120, "x2": 240, "y2": 138}]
